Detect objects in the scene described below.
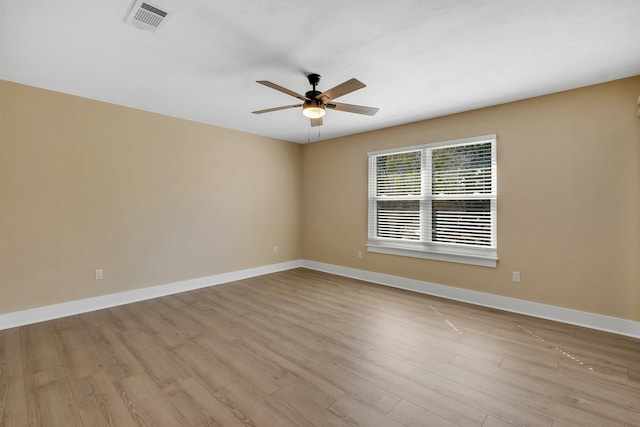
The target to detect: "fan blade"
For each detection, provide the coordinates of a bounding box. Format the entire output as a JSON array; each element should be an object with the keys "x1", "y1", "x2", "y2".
[
  {"x1": 252, "y1": 104, "x2": 302, "y2": 114},
  {"x1": 310, "y1": 117, "x2": 323, "y2": 127},
  {"x1": 318, "y1": 78, "x2": 366, "y2": 101},
  {"x1": 257, "y1": 81, "x2": 308, "y2": 101},
  {"x1": 327, "y1": 102, "x2": 379, "y2": 116}
]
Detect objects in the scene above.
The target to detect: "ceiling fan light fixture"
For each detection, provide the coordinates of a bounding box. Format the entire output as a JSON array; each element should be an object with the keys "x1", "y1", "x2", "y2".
[{"x1": 302, "y1": 101, "x2": 326, "y2": 118}]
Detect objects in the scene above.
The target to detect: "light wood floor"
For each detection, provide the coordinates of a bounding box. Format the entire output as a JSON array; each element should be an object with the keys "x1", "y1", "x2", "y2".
[{"x1": 1, "y1": 268, "x2": 639, "y2": 426}]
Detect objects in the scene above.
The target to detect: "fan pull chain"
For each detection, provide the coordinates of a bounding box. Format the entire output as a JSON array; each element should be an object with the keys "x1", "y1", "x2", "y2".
[{"x1": 306, "y1": 124, "x2": 321, "y2": 143}]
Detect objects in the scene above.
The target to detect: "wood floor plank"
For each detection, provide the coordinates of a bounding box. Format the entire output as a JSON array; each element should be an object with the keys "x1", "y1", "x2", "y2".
[
  {"x1": 157, "y1": 293, "x2": 190, "y2": 309},
  {"x1": 449, "y1": 353, "x2": 632, "y2": 426},
  {"x1": 184, "y1": 300, "x2": 278, "y2": 346},
  {"x1": 171, "y1": 341, "x2": 237, "y2": 392},
  {"x1": 215, "y1": 381, "x2": 298, "y2": 427},
  {"x1": 53, "y1": 322, "x2": 103, "y2": 381},
  {"x1": 629, "y1": 367, "x2": 640, "y2": 387},
  {"x1": 304, "y1": 352, "x2": 401, "y2": 414},
  {"x1": 411, "y1": 326, "x2": 506, "y2": 366},
  {"x1": 387, "y1": 399, "x2": 460, "y2": 427},
  {"x1": 557, "y1": 357, "x2": 630, "y2": 385},
  {"x1": 329, "y1": 393, "x2": 405, "y2": 427},
  {"x1": 120, "y1": 302, "x2": 175, "y2": 336},
  {"x1": 59, "y1": 346, "x2": 102, "y2": 381},
  {"x1": 193, "y1": 289, "x2": 252, "y2": 318},
  {"x1": 179, "y1": 303, "x2": 241, "y2": 343},
  {"x1": 146, "y1": 300, "x2": 206, "y2": 339},
  {"x1": 264, "y1": 385, "x2": 353, "y2": 427},
  {"x1": 115, "y1": 373, "x2": 190, "y2": 426},
  {"x1": 117, "y1": 328, "x2": 191, "y2": 388},
  {"x1": 163, "y1": 381, "x2": 221, "y2": 427},
  {"x1": 68, "y1": 372, "x2": 137, "y2": 427},
  {"x1": 330, "y1": 351, "x2": 488, "y2": 426},
  {"x1": 241, "y1": 310, "x2": 361, "y2": 361},
  {"x1": 479, "y1": 327, "x2": 563, "y2": 370},
  {"x1": 54, "y1": 318, "x2": 100, "y2": 350},
  {"x1": 193, "y1": 335, "x2": 283, "y2": 397},
  {"x1": 20, "y1": 322, "x2": 62, "y2": 373},
  {"x1": 501, "y1": 356, "x2": 640, "y2": 412},
  {"x1": 249, "y1": 270, "x2": 414, "y2": 356},
  {"x1": 101, "y1": 306, "x2": 143, "y2": 333},
  {"x1": 89, "y1": 325, "x2": 144, "y2": 382},
  {"x1": 0, "y1": 328, "x2": 29, "y2": 426},
  {"x1": 384, "y1": 350, "x2": 555, "y2": 426},
  {"x1": 481, "y1": 415, "x2": 516, "y2": 427},
  {"x1": 1, "y1": 268, "x2": 638, "y2": 426},
  {"x1": 235, "y1": 336, "x2": 346, "y2": 408},
  {"x1": 175, "y1": 377, "x2": 248, "y2": 426},
  {"x1": 26, "y1": 367, "x2": 82, "y2": 427}
]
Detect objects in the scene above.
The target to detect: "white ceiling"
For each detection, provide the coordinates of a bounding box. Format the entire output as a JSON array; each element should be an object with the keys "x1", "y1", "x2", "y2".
[{"x1": 2, "y1": 0, "x2": 639, "y2": 144}]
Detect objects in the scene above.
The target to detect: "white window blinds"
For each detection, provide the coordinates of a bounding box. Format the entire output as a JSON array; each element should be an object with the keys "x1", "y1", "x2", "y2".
[
  {"x1": 368, "y1": 135, "x2": 497, "y2": 267},
  {"x1": 375, "y1": 151, "x2": 421, "y2": 240},
  {"x1": 430, "y1": 142, "x2": 495, "y2": 247}
]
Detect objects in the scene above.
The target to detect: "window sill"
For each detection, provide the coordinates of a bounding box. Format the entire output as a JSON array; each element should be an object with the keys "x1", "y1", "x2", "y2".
[{"x1": 366, "y1": 242, "x2": 498, "y2": 267}]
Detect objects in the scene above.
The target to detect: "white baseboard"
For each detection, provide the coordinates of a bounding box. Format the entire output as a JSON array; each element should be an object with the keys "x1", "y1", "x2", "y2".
[
  {"x1": 301, "y1": 260, "x2": 640, "y2": 339},
  {"x1": 3, "y1": 259, "x2": 639, "y2": 339},
  {"x1": 0, "y1": 260, "x2": 303, "y2": 330}
]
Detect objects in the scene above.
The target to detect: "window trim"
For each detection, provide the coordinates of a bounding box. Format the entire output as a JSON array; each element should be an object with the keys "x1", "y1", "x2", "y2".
[{"x1": 367, "y1": 134, "x2": 498, "y2": 267}]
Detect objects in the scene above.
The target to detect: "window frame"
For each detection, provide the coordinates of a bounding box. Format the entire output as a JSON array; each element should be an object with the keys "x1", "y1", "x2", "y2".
[{"x1": 367, "y1": 134, "x2": 498, "y2": 267}]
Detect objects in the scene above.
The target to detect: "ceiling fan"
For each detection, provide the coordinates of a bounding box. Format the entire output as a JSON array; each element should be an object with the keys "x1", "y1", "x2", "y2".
[{"x1": 252, "y1": 73, "x2": 379, "y2": 127}]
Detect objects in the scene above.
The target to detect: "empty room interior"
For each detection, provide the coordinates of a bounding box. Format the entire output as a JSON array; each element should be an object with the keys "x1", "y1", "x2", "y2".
[{"x1": 1, "y1": 1, "x2": 640, "y2": 426}]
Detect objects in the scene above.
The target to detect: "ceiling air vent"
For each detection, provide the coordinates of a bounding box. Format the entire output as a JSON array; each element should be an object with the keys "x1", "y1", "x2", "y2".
[{"x1": 125, "y1": 0, "x2": 171, "y2": 32}]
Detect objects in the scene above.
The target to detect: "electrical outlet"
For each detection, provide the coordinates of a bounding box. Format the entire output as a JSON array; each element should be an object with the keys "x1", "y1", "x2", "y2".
[
  {"x1": 357, "y1": 250, "x2": 363, "y2": 259},
  {"x1": 273, "y1": 246, "x2": 278, "y2": 254},
  {"x1": 512, "y1": 271, "x2": 521, "y2": 283},
  {"x1": 95, "y1": 269, "x2": 104, "y2": 280}
]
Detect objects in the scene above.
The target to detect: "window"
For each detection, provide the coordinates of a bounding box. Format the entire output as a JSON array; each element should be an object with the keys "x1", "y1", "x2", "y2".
[{"x1": 368, "y1": 135, "x2": 497, "y2": 267}]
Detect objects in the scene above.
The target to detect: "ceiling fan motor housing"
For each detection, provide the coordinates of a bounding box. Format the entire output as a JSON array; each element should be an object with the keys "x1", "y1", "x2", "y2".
[
  {"x1": 307, "y1": 73, "x2": 321, "y2": 87},
  {"x1": 305, "y1": 90, "x2": 322, "y2": 101}
]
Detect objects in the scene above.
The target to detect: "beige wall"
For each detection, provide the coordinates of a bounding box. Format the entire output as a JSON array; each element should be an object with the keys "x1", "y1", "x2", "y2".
[
  {"x1": 2, "y1": 77, "x2": 639, "y2": 323},
  {"x1": 0, "y1": 80, "x2": 302, "y2": 313},
  {"x1": 302, "y1": 76, "x2": 640, "y2": 321}
]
